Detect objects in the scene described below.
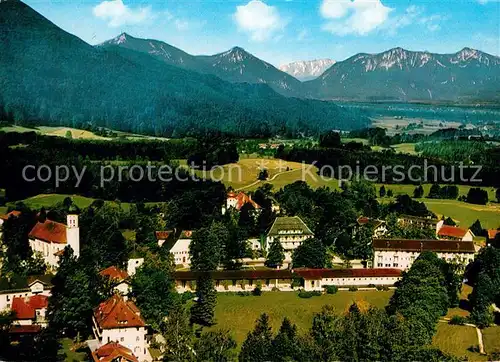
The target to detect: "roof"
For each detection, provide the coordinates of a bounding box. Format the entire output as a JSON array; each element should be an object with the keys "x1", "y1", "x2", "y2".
[
  {"x1": 488, "y1": 229, "x2": 499, "y2": 240},
  {"x1": 357, "y1": 217, "x2": 385, "y2": 229},
  {"x1": 179, "y1": 230, "x2": 193, "y2": 239},
  {"x1": 94, "y1": 294, "x2": 145, "y2": 330},
  {"x1": 230, "y1": 192, "x2": 261, "y2": 210},
  {"x1": 268, "y1": 216, "x2": 314, "y2": 236},
  {"x1": 11, "y1": 295, "x2": 48, "y2": 320},
  {"x1": 29, "y1": 219, "x2": 67, "y2": 244},
  {"x1": 373, "y1": 239, "x2": 476, "y2": 253},
  {"x1": 173, "y1": 268, "x2": 402, "y2": 281},
  {"x1": 155, "y1": 230, "x2": 174, "y2": 240},
  {"x1": 92, "y1": 342, "x2": 138, "y2": 362},
  {"x1": 0, "y1": 210, "x2": 21, "y2": 221},
  {"x1": 0, "y1": 275, "x2": 53, "y2": 294},
  {"x1": 9, "y1": 325, "x2": 41, "y2": 334},
  {"x1": 99, "y1": 266, "x2": 129, "y2": 282},
  {"x1": 399, "y1": 215, "x2": 439, "y2": 223},
  {"x1": 437, "y1": 225, "x2": 469, "y2": 239}
]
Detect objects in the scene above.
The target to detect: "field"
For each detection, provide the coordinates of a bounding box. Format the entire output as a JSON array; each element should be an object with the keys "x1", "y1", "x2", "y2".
[
  {"x1": 482, "y1": 327, "x2": 500, "y2": 356},
  {"x1": 432, "y1": 323, "x2": 485, "y2": 361},
  {"x1": 390, "y1": 143, "x2": 418, "y2": 155},
  {"x1": 210, "y1": 290, "x2": 393, "y2": 344},
  {"x1": 372, "y1": 117, "x2": 463, "y2": 136}
]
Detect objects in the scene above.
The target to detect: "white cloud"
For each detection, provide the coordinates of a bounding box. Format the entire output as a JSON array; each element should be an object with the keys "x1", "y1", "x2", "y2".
[
  {"x1": 320, "y1": 0, "x2": 393, "y2": 36},
  {"x1": 234, "y1": 0, "x2": 286, "y2": 42},
  {"x1": 383, "y1": 6, "x2": 445, "y2": 34},
  {"x1": 297, "y1": 29, "x2": 309, "y2": 41},
  {"x1": 93, "y1": 0, "x2": 153, "y2": 27}
]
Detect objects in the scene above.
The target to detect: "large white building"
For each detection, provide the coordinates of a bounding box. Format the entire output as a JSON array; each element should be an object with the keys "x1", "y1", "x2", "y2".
[
  {"x1": 92, "y1": 294, "x2": 150, "y2": 362},
  {"x1": 0, "y1": 276, "x2": 52, "y2": 311},
  {"x1": 266, "y1": 216, "x2": 314, "y2": 262},
  {"x1": 373, "y1": 238, "x2": 476, "y2": 270},
  {"x1": 28, "y1": 215, "x2": 80, "y2": 269}
]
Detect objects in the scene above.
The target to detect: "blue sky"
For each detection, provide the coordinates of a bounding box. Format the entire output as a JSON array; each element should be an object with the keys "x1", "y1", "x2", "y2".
[{"x1": 25, "y1": 0, "x2": 500, "y2": 66}]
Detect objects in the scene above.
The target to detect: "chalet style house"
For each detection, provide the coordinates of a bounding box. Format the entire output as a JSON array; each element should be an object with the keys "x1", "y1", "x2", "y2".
[
  {"x1": 373, "y1": 239, "x2": 476, "y2": 270},
  {"x1": 28, "y1": 214, "x2": 80, "y2": 269},
  {"x1": 357, "y1": 217, "x2": 388, "y2": 238},
  {"x1": 11, "y1": 294, "x2": 48, "y2": 328},
  {"x1": 266, "y1": 216, "x2": 314, "y2": 262},
  {"x1": 397, "y1": 215, "x2": 439, "y2": 230},
  {"x1": 92, "y1": 294, "x2": 150, "y2": 362},
  {"x1": 99, "y1": 266, "x2": 130, "y2": 296},
  {"x1": 91, "y1": 341, "x2": 139, "y2": 362},
  {"x1": 436, "y1": 223, "x2": 475, "y2": 241},
  {"x1": 222, "y1": 191, "x2": 261, "y2": 215},
  {"x1": 173, "y1": 268, "x2": 402, "y2": 293}
]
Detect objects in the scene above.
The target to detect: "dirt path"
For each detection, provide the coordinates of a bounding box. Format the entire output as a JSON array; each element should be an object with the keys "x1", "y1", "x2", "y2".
[{"x1": 235, "y1": 169, "x2": 301, "y2": 191}]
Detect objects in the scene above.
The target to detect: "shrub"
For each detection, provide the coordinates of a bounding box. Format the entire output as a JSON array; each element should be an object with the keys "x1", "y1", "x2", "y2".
[
  {"x1": 271, "y1": 287, "x2": 280, "y2": 292},
  {"x1": 368, "y1": 284, "x2": 376, "y2": 288},
  {"x1": 324, "y1": 285, "x2": 338, "y2": 294},
  {"x1": 237, "y1": 291, "x2": 252, "y2": 297},
  {"x1": 449, "y1": 315, "x2": 467, "y2": 325},
  {"x1": 291, "y1": 277, "x2": 303, "y2": 289},
  {"x1": 252, "y1": 287, "x2": 262, "y2": 296},
  {"x1": 376, "y1": 285, "x2": 390, "y2": 291},
  {"x1": 348, "y1": 286, "x2": 358, "y2": 292},
  {"x1": 222, "y1": 280, "x2": 230, "y2": 291},
  {"x1": 298, "y1": 290, "x2": 322, "y2": 298},
  {"x1": 181, "y1": 291, "x2": 195, "y2": 304}
]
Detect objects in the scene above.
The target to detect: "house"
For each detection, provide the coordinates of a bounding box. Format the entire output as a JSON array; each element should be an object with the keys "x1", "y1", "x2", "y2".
[
  {"x1": 92, "y1": 294, "x2": 150, "y2": 362},
  {"x1": 436, "y1": 222, "x2": 474, "y2": 241},
  {"x1": 100, "y1": 266, "x2": 130, "y2": 296},
  {"x1": 266, "y1": 216, "x2": 314, "y2": 262},
  {"x1": 155, "y1": 231, "x2": 175, "y2": 248},
  {"x1": 127, "y1": 258, "x2": 144, "y2": 277},
  {"x1": 11, "y1": 294, "x2": 48, "y2": 327},
  {"x1": 91, "y1": 341, "x2": 139, "y2": 362},
  {"x1": 0, "y1": 276, "x2": 52, "y2": 311},
  {"x1": 173, "y1": 268, "x2": 402, "y2": 293},
  {"x1": 397, "y1": 215, "x2": 439, "y2": 230},
  {"x1": 373, "y1": 239, "x2": 476, "y2": 270},
  {"x1": 487, "y1": 229, "x2": 499, "y2": 243},
  {"x1": 222, "y1": 192, "x2": 261, "y2": 215},
  {"x1": 29, "y1": 214, "x2": 80, "y2": 269},
  {"x1": 357, "y1": 217, "x2": 388, "y2": 238},
  {"x1": 156, "y1": 230, "x2": 193, "y2": 267}
]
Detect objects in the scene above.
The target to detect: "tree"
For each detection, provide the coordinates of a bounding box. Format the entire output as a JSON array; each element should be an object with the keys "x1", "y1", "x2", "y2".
[
  {"x1": 265, "y1": 239, "x2": 285, "y2": 268},
  {"x1": 496, "y1": 188, "x2": 500, "y2": 203},
  {"x1": 161, "y1": 305, "x2": 195, "y2": 362},
  {"x1": 258, "y1": 168, "x2": 269, "y2": 181},
  {"x1": 190, "y1": 222, "x2": 227, "y2": 271},
  {"x1": 47, "y1": 247, "x2": 107, "y2": 338},
  {"x1": 319, "y1": 130, "x2": 342, "y2": 148},
  {"x1": 239, "y1": 314, "x2": 273, "y2": 362},
  {"x1": 443, "y1": 217, "x2": 456, "y2": 226},
  {"x1": 379, "y1": 185, "x2": 386, "y2": 198},
  {"x1": 292, "y1": 238, "x2": 327, "y2": 269},
  {"x1": 413, "y1": 185, "x2": 424, "y2": 198},
  {"x1": 428, "y1": 183, "x2": 441, "y2": 199},
  {"x1": 195, "y1": 330, "x2": 237, "y2": 362},
  {"x1": 466, "y1": 188, "x2": 488, "y2": 205},
  {"x1": 190, "y1": 275, "x2": 217, "y2": 327},
  {"x1": 469, "y1": 219, "x2": 485, "y2": 237},
  {"x1": 271, "y1": 318, "x2": 299, "y2": 362},
  {"x1": 131, "y1": 253, "x2": 179, "y2": 329},
  {"x1": 310, "y1": 305, "x2": 341, "y2": 361},
  {"x1": 387, "y1": 189, "x2": 393, "y2": 198}
]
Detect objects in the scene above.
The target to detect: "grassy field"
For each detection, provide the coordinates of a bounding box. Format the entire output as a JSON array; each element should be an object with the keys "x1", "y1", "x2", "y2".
[
  {"x1": 391, "y1": 143, "x2": 418, "y2": 155},
  {"x1": 210, "y1": 290, "x2": 393, "y2": 344},
  {"x1": 482, "y1": 326, "x2": 500, "y2": 356},
  {"x1": 432, "y1": 323, "x2": 486, "y2": 361},
  {"x1": 60, "y1": 338, "x2": 87, "y2": 361}
]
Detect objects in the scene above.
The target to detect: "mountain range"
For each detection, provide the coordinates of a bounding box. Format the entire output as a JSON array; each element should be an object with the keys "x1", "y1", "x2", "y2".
[
  {"x1": 305, "y1": 47, "x2": 500, "y2": 102},
  {"x1": 279, "y1": 59, "x2": 336, "y2": 81},
  {"x1": 0, "y1": 0, "x2": 367, "y2": 137}
]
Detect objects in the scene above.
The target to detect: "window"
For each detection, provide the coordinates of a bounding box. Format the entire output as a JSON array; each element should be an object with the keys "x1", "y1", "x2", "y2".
[
  {"x1": 137, "y1": 336, "x2": 140, "y2": 341},
  {"x1": 121, "y1": 337, "x2": 124, "y2": 342}
]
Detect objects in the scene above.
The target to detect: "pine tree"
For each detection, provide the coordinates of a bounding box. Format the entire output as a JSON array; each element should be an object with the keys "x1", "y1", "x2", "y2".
[
  {"x1": 190, "y1": 276, "x2": 217, "y2": 327},
  {"x1": 413, "y1": 185, "x2": 424, "y2": 198},
  {"x1": 387, "y1": 189, "x2": 393, "y2": 198},
  {"x1": 271, "y1": 318, "x2": 299, "y2": 362},
  {"x1": 239, "y1": 314, "x2": 273, "y2": 362},
  {"x1": 469, "y1": 219, "x2": 484, "y2": 237},
  {"x1": 428, "y1": 183, "x2": 441, "y2": 199},
  {"x1": 195, "y1": 329, "x2": 237, "y2": 362},
  {"x1": 265, "y1": 239, "x2": 285, "y2": 268},
  {"x1": 379, "y1": 185, "x2": 386, "y2": 198}
]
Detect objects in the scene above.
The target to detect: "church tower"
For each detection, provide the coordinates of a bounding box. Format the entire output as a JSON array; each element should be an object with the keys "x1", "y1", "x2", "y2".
[{"x1": 66, "y1": 214, "x2": 80, "y2": 257}]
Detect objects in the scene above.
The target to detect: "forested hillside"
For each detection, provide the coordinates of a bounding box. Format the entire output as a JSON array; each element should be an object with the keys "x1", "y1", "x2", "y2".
[{"x1": 0, "y1": 1, "x2": 368, "y2": 138}]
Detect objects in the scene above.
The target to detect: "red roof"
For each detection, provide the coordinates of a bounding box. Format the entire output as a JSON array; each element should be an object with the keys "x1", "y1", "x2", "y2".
[
  {"x1": 0, "y1": 210, "x2": 21, "y2": 221},
  {"x1": 155, "y1": 231, "x2": 174, "y2": 240},
  {"x1": 488, "y1": 229, "x2": 499, "y2": 240},
  {"x1": 11, "y1": 295, "x2": 48, "y2": 320},
  {"x1": 92, "y1": 342, "x2": 138, "y2": 362},
  {"x1": 99, "y1": 266, "x2": 129, "y2": 282},
  {"x1": 179, "y1": 230, "x2": 193, "y2": 239},
  {"x1": 373, "y1": 239, "x2": 475, "y2": 253},
  {"x1": 29, "y1": 220, "x2": 67, "y2": 244},
  {"x1": 9, "y1": 325, "x2": 41, "y2": 334},
  {"x1": 438, "y1": 225, "x2": 469, "y2": 239},
  {"x1": 94, "y1": 294, "x2": 145, "y2": 329},
  {"x1": 234, "y1": 192, "x2": 260, "y2": 210}
]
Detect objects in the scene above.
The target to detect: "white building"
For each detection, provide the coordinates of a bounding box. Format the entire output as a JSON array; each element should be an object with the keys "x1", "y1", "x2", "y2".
[
  {"x1": 222, "y1": 191, "x2": 261, "y2": 215},
  {"x1": 28, "y1": 214, "x2": 80, "y2": 269},
  {"x1": 373, "y1": 239, "x2": 476, "y2": 270},
  {"x1": 127, "y1": 258, "x2": 144, "y2": 277},
  {"x1": 10, "y1": 294, "x2": 49, "y2": 328},
  {"x1": 156, "y1": 230, "x2": 193, "y2": 267},
  {"x1": 266, "y1": 216, "x2": 314, "y2": 262},
  {"x1": 92, "y1": 294, "x2": 150, "y2": 362},
  {"x1": 91, "y1": 341, "x2": 139, "y2": 362},
  {"x1": 0, "y1": 277, "x2": 52, "y2": 311},
  {"x1": 436, "y1": 221, "x2": 475, "y2": 241}
]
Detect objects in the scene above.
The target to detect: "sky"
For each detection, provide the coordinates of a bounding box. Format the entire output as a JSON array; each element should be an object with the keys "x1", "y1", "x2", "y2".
[{"x1": 25, "y1": 0, "x2": 500, "y2": 66}]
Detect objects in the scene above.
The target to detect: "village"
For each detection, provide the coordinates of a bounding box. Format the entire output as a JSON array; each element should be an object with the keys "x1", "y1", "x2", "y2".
[{"x1": 0, "y1": 187, "x2": 498, "y2": 362}]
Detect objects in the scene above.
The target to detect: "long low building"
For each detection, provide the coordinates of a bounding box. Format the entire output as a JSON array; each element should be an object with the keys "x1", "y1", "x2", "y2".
[
  {"x1": 373, "y1": 239, "x2": 476, "y2": 270},
  {"x1": 173, "y1": 268, "x2": 402, "y2": 292}
]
